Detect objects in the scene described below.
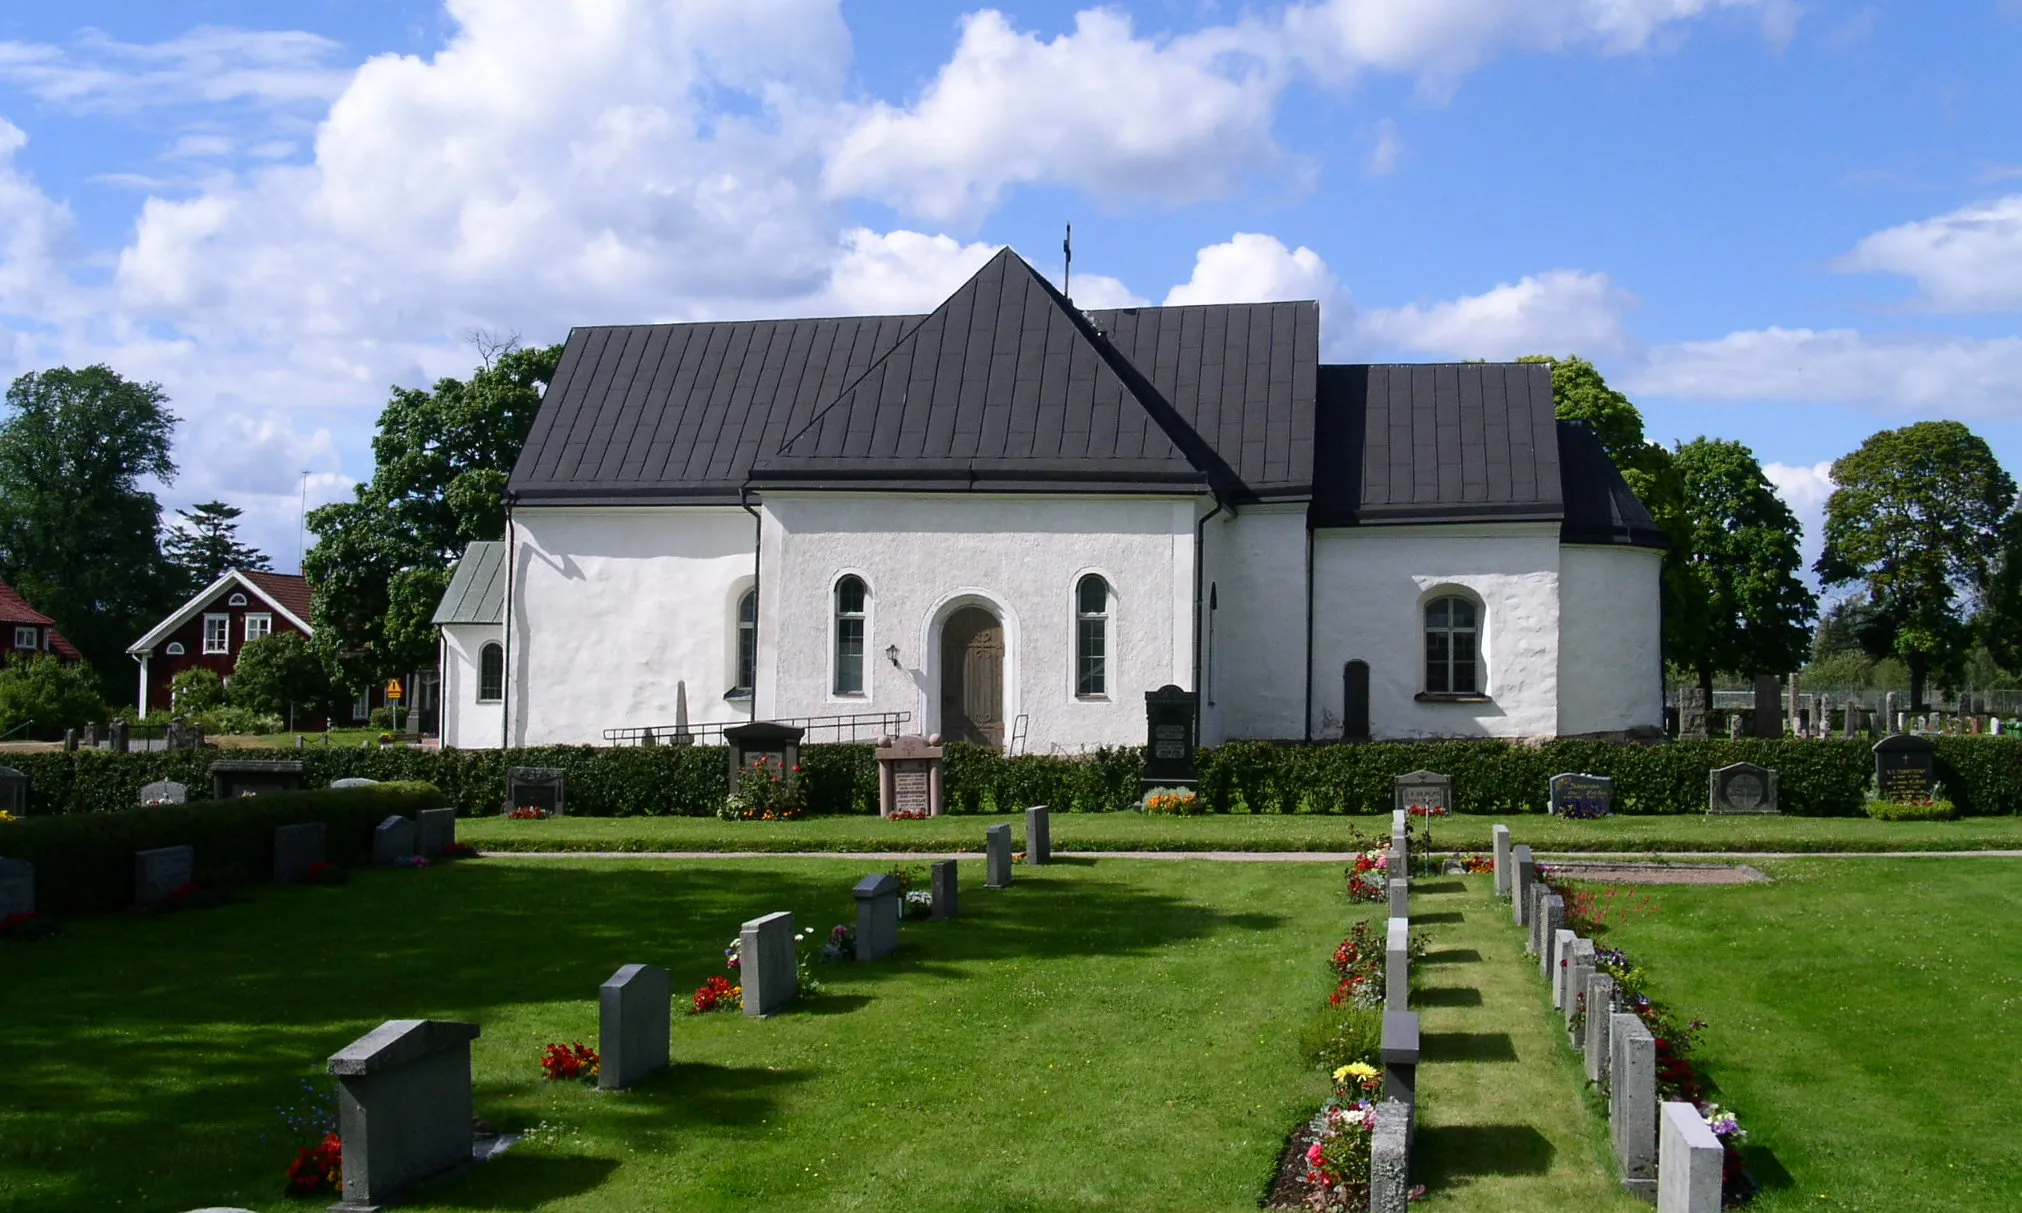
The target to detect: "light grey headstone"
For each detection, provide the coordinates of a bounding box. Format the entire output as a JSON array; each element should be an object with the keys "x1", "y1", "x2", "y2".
[
  {"x1": 1565, "y1": 937, "x2": 1595, "y2": 1045},
  {"x1": 273, "y1": 821, "x2": 326, "y2": 883},
  {"x1": 372, "y1": 815, "x2": 417, "y2": 865},
  {"x1": 1525, "y1": 886, "x2": 1544, "y2": 955},
  {"x1": 1884, "y1": 691, "x2": 1899, "y2": 733},
  {"x1": 1393, "y1": 770, "x2": 1451, "y2": 817},
  {"x1": 1491, "y1": 825, "x2": 1512, "y2": 898},
  {"x1": 0, "y1": 857, "x2": 32, "y2": 917},
  {"x1": 1538, "y1": 896, "x2": 1565, "y2": 972},
  {"x1": 1369, "y1": 1098, "x2": 1411, "y2": 1213},
  {"x1": 1584, "y1": 971, "x2": 1617, "y2": 1083},
  {"x1": 139, "y1": 780, "x2": 188, "y2": 806},
  {"x1": 1385, "y1": 917, "x2": 1410, "y2": 1011},
  {"x1": 1511, "y1": 846, "x2": 1535, "y2": 927},
  {"x1": 985, "y1": 824, "x2": 1013, "y2": 889},
  {"x1": 1659, "y1": 1102, "x2": 1724, "y2": 1213},
  {"x1": 330, "y1": 777, "x2": 380, "y2": 789},
  {"x1": 1551, "y1": 929, "x2": 1576, "y2": 1008},
  {"x1": 1391, "y1": 808, "x2": 1408, "y2": 835},
  {"x1": 1024, "y1": 805, "x2": 1051, "y2": 865},
  {"x1": 930, "y1": 859, "x2": 958, "y2": 921},
  {"x1": 598, "y1": 963, "x2": 671, "y2": 1090},
  {"x1": 853, "y1": 873, "x2": 901, "y2": 962},
  {"x1": 327, "y1": 1019, "x2": 480, "y2": 1210},
  {"x1": 740, "y1": 911, "x2": 798, "y2": 1017},
  {"x1": 1387, "y1": 877, "x2": 1409, "y2": 921},
  {"x1": 1610, "y1": 1012, "x2": 1658, "y2": 1198},
  {"x1": 134, "y1": 845, "x2": 193, "y2": 905},
  {"x1": 1708, "y1": 762, "x2": 1779, "y2": 816},
  {"x1": 416, "y1": 808, "x2": 456, "y2": 857}
]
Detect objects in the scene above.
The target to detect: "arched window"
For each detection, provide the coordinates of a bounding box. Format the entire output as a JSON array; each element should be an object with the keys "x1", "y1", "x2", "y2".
[
  {"x1": 227, "y1": 592, "x2": 248, "y2": 607},
  {"x1": 834, "y1": 576, "x2": 867, "y2": 695},
  {"x1": 1424, "y1": 596, "x2": 1481, "y2": 695},
  {"x1": 1075, "y1": 574, "x2": 1109, "y2": 698},
  {"x1": 478, "y1": 641, "x2": 504, "y2": 703},
  {"x1": 735, "y1": 589, "x2": 757, "y2": 694}
]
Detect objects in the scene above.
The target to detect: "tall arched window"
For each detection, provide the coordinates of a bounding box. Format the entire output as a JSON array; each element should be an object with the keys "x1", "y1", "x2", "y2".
[
  {"x1": 478, "y1": 641, "x2": 505, "y2": 703},
  {"x1": 735, "y1": 589, "x2": 758, "y2": 694},
  {"x1": 1075, "y1": 574, "x2": 1109, "y2": 698},
  {"x1": 1424, "y1": 596, "x2": 1481, "y2": 695},
  {"x1": 834, "y1": 576, "x2": 867, "y2": 695}
]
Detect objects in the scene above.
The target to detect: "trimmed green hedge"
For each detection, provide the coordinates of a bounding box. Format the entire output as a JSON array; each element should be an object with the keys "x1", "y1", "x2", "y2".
[
  {"x1": 5, "y1": 736, "x2": 2018, "y2": 820},
  {"x1": 1, "y1": 781, "x2": 447, "y2": 915}
]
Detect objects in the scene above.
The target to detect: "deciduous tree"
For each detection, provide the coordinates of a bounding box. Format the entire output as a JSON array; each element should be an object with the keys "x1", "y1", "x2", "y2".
[
  {"x1": 228, "y1": 632, "x2": 333, "y2": 725},
  {"x1": 1672, "y1": 438, "x2": 1817, "y2": 694},
  {"x1": 0, "y1": 653, "x2": 108, "y2": 737}
]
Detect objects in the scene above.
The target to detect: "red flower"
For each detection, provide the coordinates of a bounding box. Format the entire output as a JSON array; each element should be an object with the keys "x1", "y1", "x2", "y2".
[{"x1": 285, "y1": 1132, "x2": 342, "y2": 1193}]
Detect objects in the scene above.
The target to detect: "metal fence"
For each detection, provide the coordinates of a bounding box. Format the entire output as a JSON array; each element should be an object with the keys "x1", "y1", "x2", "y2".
[{"x1": 603, "y1": 710, "x2": 912, "y2": 747}]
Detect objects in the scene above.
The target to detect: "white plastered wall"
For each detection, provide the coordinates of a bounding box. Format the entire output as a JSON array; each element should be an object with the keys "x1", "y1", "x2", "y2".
[
  {"x1": 1311, "y1": 523, "x2": 1563, "y2": 740},
  {"x1": 759, "y1": 493, "x2": 1196, "y2": 753},
  {"x1": 508, "y1": 506, "x2": 757, "y2": 746},
  {"x1": 440, "y1": 622, "x2": 504, "y2": 749},
  {"x1": 1556, "y1": 544, "x2": 1664, "y2": 736},
  {"x1": 1197, "y1": 505, "x2": 1308, "y2": 743}
]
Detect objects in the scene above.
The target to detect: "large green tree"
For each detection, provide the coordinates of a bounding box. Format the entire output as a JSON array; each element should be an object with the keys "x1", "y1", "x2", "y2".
[
  {"x1": 163, "y1": 500, "x2": 270, "y2": 594},
  {"x1": 0, "y1": 366, "x2": 181, "y2": 680},
  {"x1": 304, "y1": 341, "x2": 560, "y2": 689},
  {"x1": 1977, "y1": 509, "x2": 2022, "y2": 677},
  {"x1": 1816, "y1": 420, "x2": 2017, "y2": 708},
  {"x1": 0, "y1": 653, "x2": 109, "y2": 737},
  {"x1": 228, "y1": 631, "x2": 333, "y2": 726},
  {"x1": 1672, "y1": 438, "x2": 1817, "y2": 694}
]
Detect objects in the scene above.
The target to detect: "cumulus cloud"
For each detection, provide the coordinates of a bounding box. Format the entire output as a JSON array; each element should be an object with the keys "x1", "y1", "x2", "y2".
[
  {"x1": 1762, "y1": 459, "x2": 1834, "y2": 578},
  {"x1": 1165, "y1": 233, "x2": 1341, "y2": 306},
  {"x1": 1632, "y1": 326, "x2": 2022, "y2": 419},
  {"x1": 0, "y1": 118, "x2": 76, "y2": 327},
  {"x1": 820, "y1": 229, "x2": 1002, "y2": 316},
  {"x1": 1357, "y1": 269, "x2": 1637, "y2": 361},
  {"x1": 1835, "y1": 194, "x2": 2022, "y2": 313}
]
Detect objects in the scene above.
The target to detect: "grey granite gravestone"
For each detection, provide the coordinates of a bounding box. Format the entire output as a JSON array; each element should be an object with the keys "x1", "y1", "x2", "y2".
[
  {"x1": 209, "y1": 759, "x2": 303, "y2": 799},
  {"x1": 109, "y1": 718, "x2": 129, "y2": 753},
  {"x1": 1492, "y1": 825, "x2": 1512, "y2": 898},
  {"x1": 853, "y1": 873, "x2": 901, "y2": 962},
  {"x1": 1884, "y1": 691, "x2": 1899, "y2": 733},
  {"x1": 740, "y1": 911, "x2": 798, "y2": 1017},
  {"x1": 1872, "y1": 734, "x2": 1938, "y2": 802},
  {"x1": 327, "y1": 1019, "x2": 480, "y2": 1212},
  {"x1": 1512, "y1": 845, "x2": 1535, "y2": 927},
  {"x1": 1659, "y1": 1102, "x2": 1723, "y2": 1213},
  {"x1": 1140, "y1": 684, "x2": 1199, "y2": 797},
  {"x1": 1752, "y1": 673, "x2": 1782, "y2": 738},
  {"x1": 1369, "y1": 1098, "x2": 1411, "y2": 1213},
  {"x1": 1025, "y1": 805, "x2": 1051, "y2": 865},
  {"x1": 331, "y1": 777, "x2": 380, "y2": 789},
  {"x1": 1388, "y1": 877, "x2": 1409, "y2": 921},
  {"x1": 874, "y1": 734, "x2": 945, "y2": 817},
  {"x1": 373, "y1": 815, "x2": 417, "y2": 865},
  {"x1": 1565, "y1": 937, "x2": 1596, "y2": 1045},
  {"x1": 1381, "y1": 1010, "x2": 1419, "y2": 1144},
  {"x1": 1610, "y1": 1012, "x2": 1658, "y2": 1199},
  {"x1": 0, "y1": 857, "x2": 32, "y2": 917},
  {"x1": 1584, "y1": 971, "x2": 1617, "y2": 1083},
  {"x1": 505, "y1": 766, "x2": 566, "y2": 815},
  {"x1": 1551, "y1": 929, "x2": 1577, "y2": 1009},
  {"x1": 1392, "y1": 769, "x2": 1450, "y2": 816},
  {"x1": 1678, "y1": 687, "x2": 1710, "y2": 740},
  {"x1": 134, "y1": 845, "x2": 194, "y2": 905},
  {"x1": 1550, "y1": 772, "x2": 1613, "y2": 817},
  {"x1": 1385, "y1": 917, "x2": 1410, "y2": 1012},
  {"x1": 930, "y1": 859, "x2": 958, "y2": 921},
  {"x1": 1726, "y1": 714, "x2": 1743, "y2": 740},
  {"x1": 416, "y1": 808, "x2": 456, "y2": 857},
  {"x1": 61, "y1": 728, "x2": 75, "y2": 753},
  {"x1": 1540, "y1": 899, "x2": 1566, "y2": 978},
  {"x1": 273, "y1": 822, "x2": 326, "y2": 883},
  {"x1": 139, "y1": 780, "x2": 188, "y2": 806},
  {"x1": 1788, "y1": 674, "x2": 1804, "y2": 738},
  {"x1": 984, "y1": 824, "x2": 1013, "y2": 889},
  {"x1": 598, "y1": 963, "x2": 670, "y2": 1090},
  {"x1": 1708, "y1": 762, "x2": 1779, "y2": 816},
  {"x1": 0, "y1": 767, "x2": 27, "y2": 816}
]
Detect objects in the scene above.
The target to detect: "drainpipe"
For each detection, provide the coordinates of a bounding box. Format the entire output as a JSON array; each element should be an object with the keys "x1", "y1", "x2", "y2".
[
  {"x1": 1303, "y1": 523, "x2": 1315, "y2": 743},
  {"x1": 1190, "y1": 495, "x2": 1224, "y2": 737},
  {"x1": 502, "y1": 492, "x2": 515, "y2": 750},
  {"x1": 740, "y1": 484, "x2": 762, "y2": 720}
]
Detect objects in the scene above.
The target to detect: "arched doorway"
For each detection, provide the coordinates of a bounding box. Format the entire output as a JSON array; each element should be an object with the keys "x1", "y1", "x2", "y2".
[{"x1": 940, "y1": 606, "x2": 1005, "y2": 748}]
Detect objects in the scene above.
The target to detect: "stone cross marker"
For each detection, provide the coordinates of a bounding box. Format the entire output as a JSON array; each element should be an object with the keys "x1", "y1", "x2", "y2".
[
  {"x1": 1392, "y1": 769, "x2": 1450, "y2": 816},
  {"x1": 139, "y1": 780, "x2": 188, "y2": 806},
  {"x1": 373, "y1": 815, "x2": 417, "y2": 865},
  {"x1": 1492, "y1": 825, "x2": 1512, "y2": 898},
  {"x1": 416, "y1": 808, "x2": 457, "y2": 857},
  {"x1": 1584, "y1": 971, "x2": 1617, "y2": 1084},
  {"x1": 1678, "y1": 686, "x2": 1710, "y2": 740},
  {"x1": 1385, "y1": 917, "x2": 1410, "y2": 1012},
  {"x1": 853, "y1": 873, "x2": 902, "y2": 961},
  {"x1": 1610, "y1": 1013, "x2": 1658, "y2": 1199},
  {"x1": 599, "y1": 963, "x2": 671, "y2": 1090},
  {"x1": 134, "y1": 845, "x2": 193, "y2": 905},
  {"x1": 1872, "y1": 734, "x2": 1938, "y2": 802},
  {"x1": 1752, "y1": 673, "x2": 1782, "y2": 739},
  {"x1": 0, "y1": 857, "x2": 32, "y2": 917},
  {"x1": 506, "y1": 766, "x2": 566, "y2": 815},
  {"x1": 930, "y1": 859, "x2": 959, "y2": 921},
  {"x1": 1369, "y1": 1098, "x2": 1411, "y2": 1213},
  {"x1": 984, "y1": 824, "x2": 1013, "y2": 889},
  {"x1": 273, "y1": 822, "x2": 326, "y2": 883},
  {"x1": 1140, "y1": 684, "x2": 1200, "y2": 797},
  {"x1": 1388, "y1": 877, "x2": 1409, "y2": 921},
  {"x1": 1511, "y1": 845, "x2": 1535, "y2": 927},
  {"x1": 1025, "y1": 805, "x2": 1051, "y2": 865},
  {"x1": 874, "y1": 734, "x2": 945, "y2": 818},
  {"x1": 327, "y1": 1019, "x2": 481, "y2": 1211},
  {"x1": 1550, "y1": 773, "x2": 1613, "y2": 818},
  {"x1": 1708, "y1": 762, "x2": 1780, "y2": 816},
  {"x1": 1659, "y1": 1102, "x2": 1724, "y2": 1213},
  {"x1": 740, "y1": 911, "x2": 798, "y2": 1017}
]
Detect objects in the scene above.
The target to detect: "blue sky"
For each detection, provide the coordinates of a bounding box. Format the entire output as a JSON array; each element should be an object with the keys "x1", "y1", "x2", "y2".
[{"x1": 1, "y1": 0, "x2": 2018, "y2": 572}]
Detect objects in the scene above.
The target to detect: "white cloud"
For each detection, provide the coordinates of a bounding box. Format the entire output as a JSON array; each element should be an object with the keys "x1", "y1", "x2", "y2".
[
  {"x1": 1367, "y1": 117, "x2": 1400, "y2": 175},
  {"x1": 0, "y1": 118, "x2": 76, "y2": 328},
  {"x1": 1164, "y1": 232, "x2": 1341, "y2": 306},
  {"x1": 821, "y1": 229, "x2": 1001, "y2": 316},
  {"x1": 1835, "y1": 194, "x2": 2022, "y2": 313},
  {"x1": 1357, "y1": 269, "x2": 1637, "y2": 360},
  {"x1": 1633, "y1": 326, "x2": 2022, "y2": 418},
  {"x1": 1762, "y1": 459, "x2": 1833, "y2": 579},
  {"x1": 0, "y1": 26, "x2": 350, "y2": 113}
]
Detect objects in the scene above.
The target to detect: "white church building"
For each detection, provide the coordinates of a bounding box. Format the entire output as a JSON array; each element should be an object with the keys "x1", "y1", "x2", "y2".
[{"x1": 433, "y1": 249, "x2": 1665, "y2": 752}]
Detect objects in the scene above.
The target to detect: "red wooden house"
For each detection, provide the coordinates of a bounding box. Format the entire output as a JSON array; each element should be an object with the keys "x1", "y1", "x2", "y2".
[
  {"x1": 0, "y1": 579, "x2": 83, "y2": 665},
  {"x1": 127, "y1": 570, "x2": 358, "y2": 729}
]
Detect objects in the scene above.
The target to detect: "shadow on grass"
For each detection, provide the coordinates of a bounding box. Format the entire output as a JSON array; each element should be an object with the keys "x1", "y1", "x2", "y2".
[
  {"x1": 1413, "y1": 911, "x2": 1466, "y2": 925},
  {"x1": 1739, "y1": 1144, "x2": 1794, "y2": 1193},
  {"x1": 424, "y1": 1155, "x2": 623, "y2": 1210},
  {"x1": 1413, "y1": 986, "x2": 1483, "y2": 1008},
  {"x1": 1411, "y1": 880, "x2": 1469, "y2": 895},
  {"x1": 1421, "y1": 1031, "x2": 1518, "y2": 1062},
  {"x1": 1414, "y1": 1124, "x2": 1554, "y2": 1184},
  {"x1": 1420, "y1": 948, "x2": 1482, "y2": 965},
  {"x1": 795, "y1": 993, "x2": 873, "y2": 1017}
]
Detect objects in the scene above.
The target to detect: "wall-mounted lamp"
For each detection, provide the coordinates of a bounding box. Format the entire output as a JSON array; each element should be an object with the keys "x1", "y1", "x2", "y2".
[{"x1": 885, "y1": 644, "x2": 901, "y2": 668}]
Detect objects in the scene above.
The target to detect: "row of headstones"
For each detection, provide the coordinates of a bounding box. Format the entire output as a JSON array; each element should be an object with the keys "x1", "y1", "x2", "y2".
[
  {"x1": 1399, "y1": 766, "x2": 1790, "y2": 819},
  {"x1": 1493, "y1": 826, "x2": 1725, "y2": 1213},
  {"x1": 1370, "y1": 809, "x2": 1419, "y2": 1213}
]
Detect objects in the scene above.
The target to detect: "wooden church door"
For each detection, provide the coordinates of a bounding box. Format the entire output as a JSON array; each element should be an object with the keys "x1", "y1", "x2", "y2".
[{"x1": 940, "y1": 607, "x2": 1005, "y2": 748}]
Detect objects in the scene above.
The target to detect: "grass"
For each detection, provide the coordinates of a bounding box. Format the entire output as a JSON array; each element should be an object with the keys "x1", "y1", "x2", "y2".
[
  {"x1": 1545, "y1": 857, "x2": 2022, "y2": 1212},
  {"x1": 217, "y1": 728, "x2": 393, "y2": 749},
  {"x1": 0, "y1": 856, "x2": 1367, "y2": 1212},
  {"x1": 459, "y1": 811, "x2": 2022, "y2": 855}
]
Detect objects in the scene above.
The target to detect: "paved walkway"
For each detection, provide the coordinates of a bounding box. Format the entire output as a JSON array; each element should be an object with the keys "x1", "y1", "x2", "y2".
[{"x1": 478, "y1": 848, "x2": 2022, "y2": 861}]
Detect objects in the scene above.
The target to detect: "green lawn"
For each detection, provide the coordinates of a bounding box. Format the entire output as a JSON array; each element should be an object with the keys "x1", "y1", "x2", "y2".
[{"x1": 460, "y1": 811, "x2": 2022, "y2": 855}]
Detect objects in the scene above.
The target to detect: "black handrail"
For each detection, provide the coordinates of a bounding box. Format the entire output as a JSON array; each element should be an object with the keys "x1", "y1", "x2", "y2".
[{"x1": 602, "y1": 710, "x2": 912, "y2": 747}]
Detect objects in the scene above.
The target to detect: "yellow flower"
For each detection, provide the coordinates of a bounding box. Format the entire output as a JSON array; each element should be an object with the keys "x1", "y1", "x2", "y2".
[
  {"x1": 1333, "y1": 1062, "x2": 1378, "y2": 1083},
  {"x1": 0, "y1": 810, "x2": 15, "y2": 823}
]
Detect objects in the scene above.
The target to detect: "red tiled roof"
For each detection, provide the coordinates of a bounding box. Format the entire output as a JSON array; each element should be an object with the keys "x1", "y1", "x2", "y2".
[
  {"x1": 242, "y1": 571, "x2": 314, "y2": 625},
  {"x1": 0, "y1": 578, "x2": 83, "y2": 660}
]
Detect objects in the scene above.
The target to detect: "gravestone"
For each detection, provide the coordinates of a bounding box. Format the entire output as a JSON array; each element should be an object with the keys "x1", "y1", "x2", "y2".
[
  {"x1": 416, "y1": 808, "x2": 457, "y2": 857},
  {"x1": 1787, "y1": 674, "x2": 1804, "y2": 738},
  {"x1": 139, "y1": 780, "x2": 188, "y2": 807},
  {"x1": 1610, "y1": 1013, "x2": 1658, "y2": 1199},
  {"x1": 1381, "y1": 1010, "x2": 1419, "y2": 1138},
  {"x1": 1565, "y1": 937, "x2": 1596, "y2": 1046},
  {"x1": 505, "y1": 766, "x2": 566, "y2": 815},
  {"x1": 0, "y1": 857, "x2": 32, "y2": 917},
  {"x1": 1525, "y1": 886, "x2": 1544, "y2": 954},
  {"x1": 1392, "y1": 770, "x2": 1450, "y2": 817},
  {"x1": 331, "y1": 777, "x2": 380, "y2": 789},
  {"x1": 1511, "y1": 845, "x2": 1535, "y2": 927},
  {"x1": 1538, "y1": 898, "x2": 1566, "y2": 976},
  {"x1": 930, "y1": 859, "x2": 959, "y2": 921},
  {"x1": 134, "y1": 845, "x2": 193, "y2": 905},
  {"x1": 327, "y1": 1019, "x2": 480, "y2": 1211},
  {"x1": 1551, "y1": 929, "x2": 1576, "y2": 1009},
  {"x1": 1584, "y1": 971, "x2": 1617, "y2": 1083},
  {"x1": 874, "y1": 734, "x2": 945, "y2": 817},
  {"x1": 273, "y1": 822, "x2": 326, "y2": 883},
  {"x1": 1342, "y1": 660, "x2": 1371, "y2": 742},
  {"x1": 985, "y1": 824, "x2": 1013, "y2": 889},
  {"x1": 1708, "y1": 762, "x2": 1780, "y2": 816},
  {"x1": 1388, "y1": 877, "x2": 1409, "y2": 921},
  {"x1": 1817, "y1": 693, "x2": 1834, "y2": 740},
  {"x1": 1678, "y1": 687, "x2": 1709, "y2": 740},
  {"x1": 1726, "y1": 715, "x2": 1743, "y2": 741},
  {"x1": 109, "y1": 718, "x2": 129, "y2": 753},
  {"x1": 1025, "y1": 805, "x2": 1051, "y2": 865},
  {"x1": 1752, "y1": 673, "x2": 1782, "y2": 739},
  {"x1": 739, "y1": 911, "x2": 798, "y2": 1017},
  {"x1": 1550, "y1": 773, "x2": 1613, "y2": 818},
  {"x1": 0, "y1": 767, "x2": 28, "y2": 817},
  {"x1": 1659, "y1": 1102, "x2": 1723, "y2": 1213},
  {"x1": 1884, "y1": 691, "x2": 1899, "y2": 734},
  {"x1": 598, "y1": 963, "x2": 671, "y2": 1090},
  {"x1": 1140, "y1": 684, "x2": 1199, "y2": 796},
  {"x1": 62, "y1": 728, "x2": 76, "y2": 753},
  {"x1": 1873, "y1": 734, "x2": 1938, "y2": 802},
  {"x1": 725, "y1": 721, "x2": 803, "y2": 794},
  {"x1": 1492, "y1": 825, "x2": 1512, "y2": 898},
  {"x1": 209, "y1": 759, "x2": 304, "y2": 800},
  {"x1": 853, "y1": 873, "x2": 901, "y2": 961},
  {"x1": 1385, "y1": 917, "x2": 1410, "y2": 1012},
  {"x1": 1368, "y1": 1098, "x2": 1411, "y2": 1213},
  {"x1": 373, "y1": 815, "x2": 418, "y2": 865}
]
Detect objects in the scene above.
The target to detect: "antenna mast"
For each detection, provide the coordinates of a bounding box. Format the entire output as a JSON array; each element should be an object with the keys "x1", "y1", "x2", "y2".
[
  {"x1": 1062, "y1": 222, "x2": 1073, "y2": 300},
  {"x1": 297, "y1": 470, "x2": 309, "y2": 572}
]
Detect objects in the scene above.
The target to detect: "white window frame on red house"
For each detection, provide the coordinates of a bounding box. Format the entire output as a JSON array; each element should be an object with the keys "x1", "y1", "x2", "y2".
[
  {"x1": 244, "y1": 613, "x2": 272, "y2": 643},
  {"x1": 12, "y1": 626, "x2": 36, "y2": 650},
  {"x1": 202, "y1": 613, "x2": 231, "y2": 654}
]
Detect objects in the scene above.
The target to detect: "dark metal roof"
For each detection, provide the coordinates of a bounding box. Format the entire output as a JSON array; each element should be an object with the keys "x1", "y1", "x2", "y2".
[
  {"x1": 1556, "y1": 421, "x2": 1669, "y2": 549},
  {"x1": 432, "y1": 541, "x2": 505, "y2": 625}
]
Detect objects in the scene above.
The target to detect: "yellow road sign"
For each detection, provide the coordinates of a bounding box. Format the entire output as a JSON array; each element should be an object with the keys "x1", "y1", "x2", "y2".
[{"x1": 385, "y1": 678, "x2": 404, "y2": 701}]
